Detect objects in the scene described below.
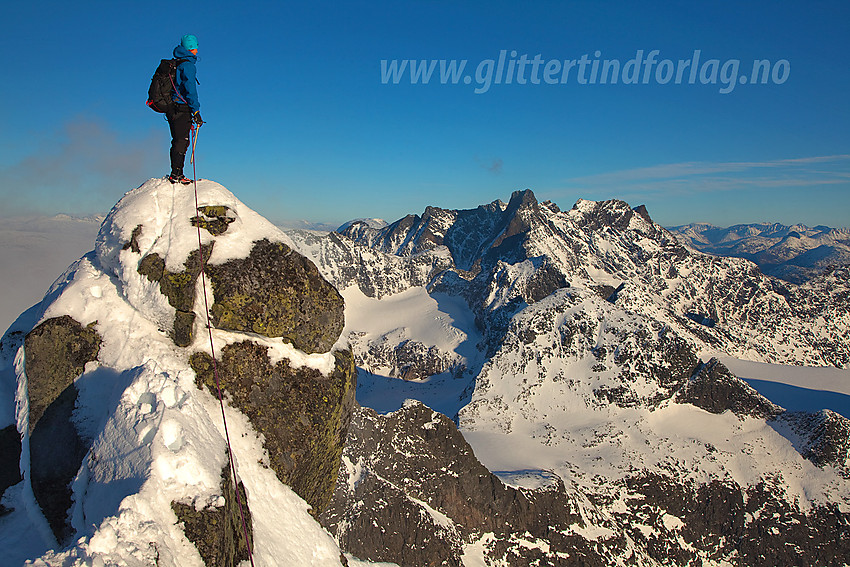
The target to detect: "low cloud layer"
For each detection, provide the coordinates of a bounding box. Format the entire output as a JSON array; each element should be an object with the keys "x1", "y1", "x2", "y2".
[{"x1": 0, "y1": 116, "x2": 164, "y2": 217}]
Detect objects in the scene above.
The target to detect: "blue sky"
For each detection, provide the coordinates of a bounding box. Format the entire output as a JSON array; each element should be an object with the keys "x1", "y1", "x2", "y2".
[{"x1": 1, "y1": 1, "x2": 848, "y2": 229}]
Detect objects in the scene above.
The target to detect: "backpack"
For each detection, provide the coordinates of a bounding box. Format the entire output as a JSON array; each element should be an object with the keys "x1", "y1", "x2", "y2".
[{"x1": 146, "y1": 58, "x2": 187, "y2": 113}]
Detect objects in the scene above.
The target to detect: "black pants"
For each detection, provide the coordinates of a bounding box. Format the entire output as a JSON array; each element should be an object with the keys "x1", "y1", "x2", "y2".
[{"x1": 167, "y1": 107, "x2": 193, "y2": 176}]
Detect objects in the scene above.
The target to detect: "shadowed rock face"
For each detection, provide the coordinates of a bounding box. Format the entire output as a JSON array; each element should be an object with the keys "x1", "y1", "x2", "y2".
[
  {"x1": 676, "y1": 358, "x2": 783, "y2": 419},
  {"x1": 321, "y1": 403, "x2": 603, "y2": 567},
  {"x1": 172, "y1": 462, "x2": 253, "y2": 567},
  {"x1": 206, "y1": 239, "x2": 345, "y2": 354},
  {"x1": 24, "y1": 315, "x2": 101, "y2": 434},
  {"x1": 775, "y1": 409, "x2": 850, "y2": 477},
  {"x1": 191, "y1": 342, "x2": 356, "y2": 514},
  {"x1": 0, "y1": 425, "x2": 22, "y2": 515},
  {"x1": 23, "y1": 315, "x2": 101, "y2": 542}
]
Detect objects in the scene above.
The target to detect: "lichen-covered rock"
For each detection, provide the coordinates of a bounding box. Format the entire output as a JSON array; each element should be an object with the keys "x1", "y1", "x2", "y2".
[
  {"x1": 205, "y1": 239, "x2": 344, "y2": 354},
  {"x1": 137, "y1": 244, "x2": 212, "y2": 347},
  {"x1": 24, "y1": 315, "x2": 101, "y2": 433},
  {"x1": 191, "y1": 205, "x2": 237, "y2": 236},
  {"x1": 190, "y1": 342, "x2": 356, "y2": 514},
  {"x1": 172, "y1": 462, "x2": 253, "y2": 567},
  {"x1": 24, "y1": 315, "x2": 101, "y2": 542}
]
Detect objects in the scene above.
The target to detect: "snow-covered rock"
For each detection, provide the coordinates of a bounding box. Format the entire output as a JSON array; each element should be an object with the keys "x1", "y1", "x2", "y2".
[{"x1": 0, "y1": 178, "x2": 355, "y2": 566}]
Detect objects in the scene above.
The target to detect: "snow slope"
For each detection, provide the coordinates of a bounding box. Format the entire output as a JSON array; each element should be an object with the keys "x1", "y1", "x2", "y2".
[{"x1": 341, "y1": 284, "x2": 482, "y2": 416}]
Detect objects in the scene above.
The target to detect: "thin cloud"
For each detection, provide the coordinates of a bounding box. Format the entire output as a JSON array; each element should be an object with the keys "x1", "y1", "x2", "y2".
[
  {"x1": 475, "y1": 156, "x2": 504, "y2": 175},
  {"x1": 0, "y1": 116, "x2": 164, "y2": 217},
  {"x1": 556, "y1": 155, "x2": 850, "y2": 198}
]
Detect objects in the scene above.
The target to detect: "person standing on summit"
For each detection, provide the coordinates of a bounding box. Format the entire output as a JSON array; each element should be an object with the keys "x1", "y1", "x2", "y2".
[{"x1": 167, "y1": 34, "x2": 204, "y2": 184}]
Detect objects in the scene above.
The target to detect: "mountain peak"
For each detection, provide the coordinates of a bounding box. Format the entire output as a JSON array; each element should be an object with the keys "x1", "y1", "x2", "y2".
[{"x1": 1, "y1": 177, "x2": 354, "y2": 564}]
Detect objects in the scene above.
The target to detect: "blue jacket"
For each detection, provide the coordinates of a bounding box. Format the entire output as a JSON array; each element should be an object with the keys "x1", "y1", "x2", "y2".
[{"x1": 172, "y1": 45, "x2": 200, "y2": 113}]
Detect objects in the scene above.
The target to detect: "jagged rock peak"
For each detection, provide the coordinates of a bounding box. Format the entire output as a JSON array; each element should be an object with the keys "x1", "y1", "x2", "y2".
[
  {"x1": 338, "y1": 190, "x2": 669, "y2": 268},
  {"x1": 568, "y1": 197, "x2": 656, "y2": 232},
  {"x1": 336, "y1": 189, "x2": 546, "y2": 268}
]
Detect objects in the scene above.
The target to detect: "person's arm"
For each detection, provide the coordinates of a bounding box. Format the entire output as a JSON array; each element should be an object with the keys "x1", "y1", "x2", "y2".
[{"x1": 181, "y1": 62, "x2": 200, "y2": 113}]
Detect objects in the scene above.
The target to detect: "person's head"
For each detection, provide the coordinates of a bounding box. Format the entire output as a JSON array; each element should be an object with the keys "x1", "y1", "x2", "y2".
[{"x1": 181, "y1": 34, "x2": 198, "y2": 55}]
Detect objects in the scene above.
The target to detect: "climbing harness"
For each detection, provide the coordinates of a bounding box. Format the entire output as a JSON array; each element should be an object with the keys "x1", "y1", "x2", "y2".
[{"x1": 189, "y1": 124, "x2": 256, "y2": 565}]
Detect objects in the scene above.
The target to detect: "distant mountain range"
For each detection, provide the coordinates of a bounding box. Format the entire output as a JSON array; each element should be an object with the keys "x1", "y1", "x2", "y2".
[
  {"x1": 668, "y1": 222, "x2": 850, "y2": 283},
  {"x1": 286, "y1": 190, "x2": 850, "y2": 566}
]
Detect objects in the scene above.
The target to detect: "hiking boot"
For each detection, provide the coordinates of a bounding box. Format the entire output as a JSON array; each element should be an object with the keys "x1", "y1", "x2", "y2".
[{"x1": 167, "y1": 173, "x2": 193, "y2": 185}]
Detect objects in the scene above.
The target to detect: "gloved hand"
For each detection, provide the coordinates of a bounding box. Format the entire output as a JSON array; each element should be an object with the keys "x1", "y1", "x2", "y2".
[{"x1": 193, "y1": 111, "x2": 204, "y2": 126}]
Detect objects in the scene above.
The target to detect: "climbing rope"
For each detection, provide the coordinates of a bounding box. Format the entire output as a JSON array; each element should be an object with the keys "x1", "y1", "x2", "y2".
[{"x1": 189, "y1": 125, "x2": 256, "y2": 565}]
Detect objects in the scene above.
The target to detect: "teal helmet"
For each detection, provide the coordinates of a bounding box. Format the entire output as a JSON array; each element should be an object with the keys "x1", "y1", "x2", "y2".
[{"x1": 181, "y1": 34, "x2": 198, "y2": 50}]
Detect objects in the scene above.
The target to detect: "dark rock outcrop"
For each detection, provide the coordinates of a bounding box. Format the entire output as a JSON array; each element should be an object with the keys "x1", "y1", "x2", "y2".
[
  {"x1": 676, "y1": 358, "x2": 783, "y2": 419},
  {"x1": 206, "y1": 239, "x2": 345, "y2": 354},
  {"x1": 191, "y1": 342, "x2": 356, "y2": 514},
  {"x1": 321, "y1": 403, "x2": 607, "y2": 567},
  {"x1": 0, "y1": 424, "x2": 22, "y2": 515},
  {"x1": 24, "y1": 315, "x2": 101, "y2": 542},
  {"x1": 138, "y1": 244, "x2": 213, "y2": 347},
  {"x1": 624, "y1": 472, "x2": 850, "y2": 566},
  {"x1": 191, "y1": 205, "x2": 237, "y2": 236},
  {"x1": 172, "y1": 462, "x2": 253, "y2": 567},
  {"x1": 775, "y1": 409, "x2": 850, "y2": 477}
]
